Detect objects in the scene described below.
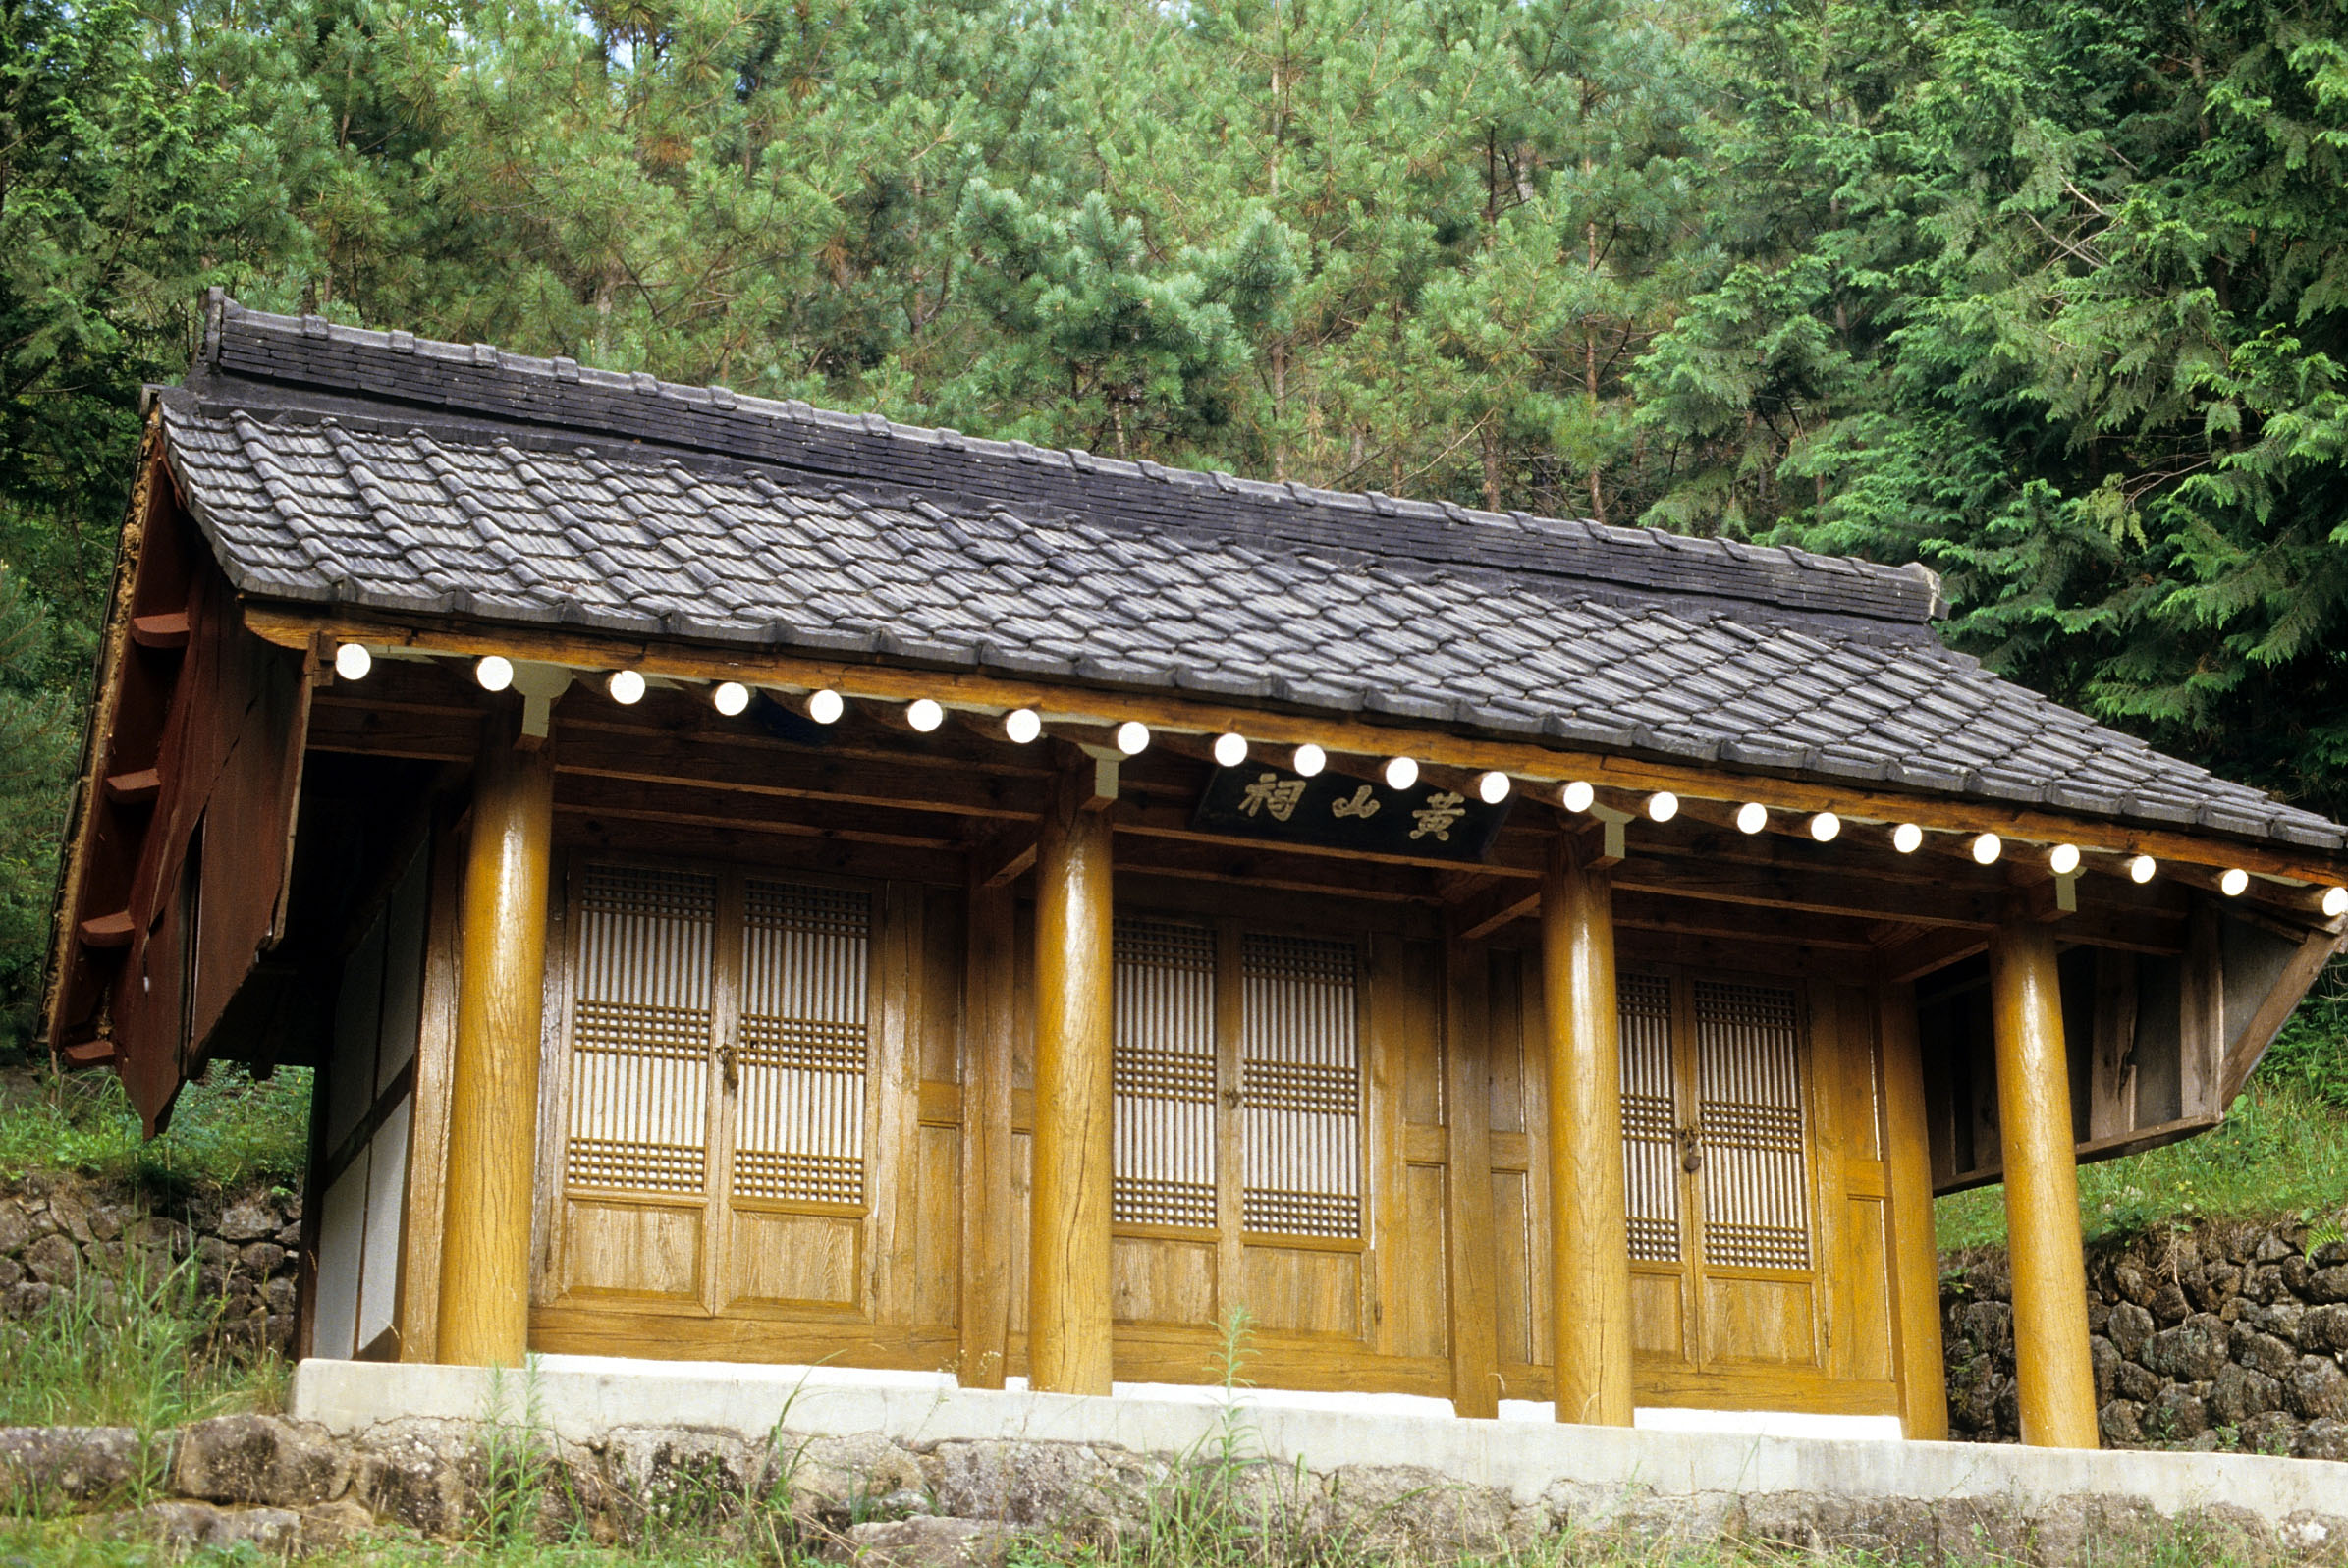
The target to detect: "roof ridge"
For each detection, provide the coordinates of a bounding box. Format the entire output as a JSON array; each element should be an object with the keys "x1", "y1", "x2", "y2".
[{"x1": 194, "y1": 295, "x2": 1944, "y2": 625}]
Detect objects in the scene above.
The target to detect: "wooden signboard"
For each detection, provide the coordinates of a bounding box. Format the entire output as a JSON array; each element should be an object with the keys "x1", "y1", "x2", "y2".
[{"x1": 1191, "y1": 764, "x2": 1512, "y2": 862}]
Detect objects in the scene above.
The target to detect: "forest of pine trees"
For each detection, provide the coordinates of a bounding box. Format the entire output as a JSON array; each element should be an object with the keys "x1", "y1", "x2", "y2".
[{"x1": 3, "y1": 0, "x2": 2347, "y2": 1047}]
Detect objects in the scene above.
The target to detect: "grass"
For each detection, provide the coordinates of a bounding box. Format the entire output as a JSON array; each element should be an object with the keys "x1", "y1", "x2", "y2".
[
  {"x1": 1934, "y1": 1078, "x2": 2348, "y2": 1250},
  {"x1": 0, "y1": 1246, "x2": 287, "y2": 1431},
  {"x1": 0, "y1": 1061, "x2": 311, "y2": 1194}
]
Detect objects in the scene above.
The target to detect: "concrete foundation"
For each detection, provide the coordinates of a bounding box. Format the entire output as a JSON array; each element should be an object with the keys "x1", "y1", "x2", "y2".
[{"x1": 290, "y1": 1354, "x2": 2348, "y2": 1532}]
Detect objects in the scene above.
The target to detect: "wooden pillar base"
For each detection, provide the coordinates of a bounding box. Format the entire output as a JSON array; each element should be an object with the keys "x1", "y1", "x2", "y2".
[{"x1": 435, "y1": 727, "x2": 555, "y2": 1367}]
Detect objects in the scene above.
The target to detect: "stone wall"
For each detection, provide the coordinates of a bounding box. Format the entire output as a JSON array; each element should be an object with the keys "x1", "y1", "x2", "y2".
[
  {"x1": 1942, "y1": 1219, "x2": 2348, "y2": 1459},
  {"x1": 5, "y1": 1408, "x2": 2345, "y2": 1565},
  {"x1": 0, "y1": 1173, "x2": 300, "y2": 1355}
]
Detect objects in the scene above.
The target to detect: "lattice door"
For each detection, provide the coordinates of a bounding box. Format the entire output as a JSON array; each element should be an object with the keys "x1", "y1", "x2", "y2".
[
  {"x1": 1112, "y1": 919, "x2": 1219, "y2": 1228},
  {"x1": 1617, "y1": 973, "x2": 1681, "y2": 1264},
  {"x1": 734, "y1": 879, "x2": 872, "y2": 1207},
  {"x1": 564, "y1": 865, "x2": 719, "y2": 1195},
  {"x1": 1239, "y1": 933, "x2": 1362, "y2": 1239},
  {"x1": 1692, "y1": 979, "x2": 1812, "y2": 1271}
]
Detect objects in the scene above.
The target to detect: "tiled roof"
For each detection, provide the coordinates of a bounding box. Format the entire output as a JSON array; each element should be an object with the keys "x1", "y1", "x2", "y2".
[{"x1": 151, "y1": 297, "x2": 2346, "y2": 851}]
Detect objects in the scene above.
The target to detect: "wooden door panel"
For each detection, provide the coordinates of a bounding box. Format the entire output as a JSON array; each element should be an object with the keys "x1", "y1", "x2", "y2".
[
  {"x1": 727, "y1": 1209, "x2": 859, "y2": 1310},
  {"x1": 1392, "y1": 1161, "x2": 1449, "y2": 1358},
  {"x1": 1844, "y1": 1196, "x2": 1896, "y2": 1382},
  {"x1": 1240, "y1": 1243, "x2": 1361, "y2": 1337},
  {"x1": 560, "y1": 1199, "x2": 703, "y2": 1305},
  {"x1": 1112, "y1": 1236, "x2": 1217, "y2": 1326},
  {"x1": 1630, "y1": 1269, "x2": 1687, "y2": 1359},
  {"x1": 1492, "y1": 1168, "x2": 1536, "y2": 1366},
  {"x1": 1699, "y1": 1274, "x2": 1816, "y2": 1366}
]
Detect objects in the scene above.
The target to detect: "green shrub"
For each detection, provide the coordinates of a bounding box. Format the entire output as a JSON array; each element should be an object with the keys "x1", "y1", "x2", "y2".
[{"x1": 0, "y1": 1062, "x2": 310, "y2": 1193}]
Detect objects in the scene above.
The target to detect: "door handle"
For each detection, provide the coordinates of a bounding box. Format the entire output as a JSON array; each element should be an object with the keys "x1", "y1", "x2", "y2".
[
  {"x1": 719, "y1": 1038, "x2": 739, "y2": 1093},
  {"x1": 1677, "y1": 1124, "x2": 1704, "y2": 1174}
]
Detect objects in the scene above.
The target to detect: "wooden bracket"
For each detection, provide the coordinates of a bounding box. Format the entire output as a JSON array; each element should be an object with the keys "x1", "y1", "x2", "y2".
[
  {"x1": 1582, "y1": 808, "x2": 1629, "y2": 868},
  {"x1": 509, "y1": 661, "x2": 573, "y2": 749},
  {"x1": 1077, "y1": 745, "x2": 1120, "y2": 809}
]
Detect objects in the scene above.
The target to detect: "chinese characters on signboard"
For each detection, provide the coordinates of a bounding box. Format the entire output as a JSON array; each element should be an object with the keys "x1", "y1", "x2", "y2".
[{"x1": 1191, "y1": 763, "x2": 1512, "y2": 862}]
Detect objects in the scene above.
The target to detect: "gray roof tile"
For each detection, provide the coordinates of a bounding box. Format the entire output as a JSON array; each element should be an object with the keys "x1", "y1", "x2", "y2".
[{"x1": 148, "y1": 299, "x2": 2348, "y2": 853}]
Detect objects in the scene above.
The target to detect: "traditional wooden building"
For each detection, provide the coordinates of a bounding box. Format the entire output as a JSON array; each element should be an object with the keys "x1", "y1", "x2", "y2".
[{"x1": 44, "y1": 295, "x2": 2348, "y2": 1447}]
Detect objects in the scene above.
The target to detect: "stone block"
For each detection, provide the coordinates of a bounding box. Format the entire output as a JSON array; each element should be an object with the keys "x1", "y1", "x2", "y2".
[
  {"x1": 174, "y1": 1414, "x2": 354, "y2": 1507},
  {"x1": 0, "y1": 1426, "x2": 145, "y2": 1505},
  {"x1": 2290, "y1": 1356, "x2": 2348, "y2": 1422},
  {"x1": 925, "y1": 1439, "x2": 1156, "y2": 1540},
  {"x1": 2302, "y1": 1418, "x2": 2348, "y2": 1461},
  {"x1": 2097, "y1": 1400, "x2": 2143, "y2": 1446},
  {"x1": 1318, "y1": 1463, "x2": 1512, "y2": 1556},
  {"x1": 21, "y1": 1232, "x2": 79, "y2": 1286},
  {"x1": 133, "y1": 1498, "x2": 302, "y2": 1551},
  {"x1": 2144, "y1": 1313, "x2": 2231, "y2": 1380},
  {"x1": 2239, "y1": 1409, "x2": 2304, "y2": 1457},
  {"x1": 0, "y1": 1203, "x2": 32, "y2": 1255},
  {"x1": 351, "y1": 1432, "x2": 472, "y2": 1536},
  {"x1": 2090, "y1": 1336, "x2": 2119, "y2": 1405},
  {"x1": 219, "y1": 1197, "x2": 281, "y2": 1242},
  {"x1": 2313, "y1": 1267, "x2": 2348, "y2": 1304},
  {"x1": 2307, "y1": 1305, "x2": 2348, "y2": 1353},
  {"x1": 2237, "y1": 1325, "x2": 2303, "y2": 1377},
  {"x1": 2104, "y1": 1301, "x2": 2155, "y2": 1361},
  {"x1": 2146, "y1": 1386, "x2": 2210, "y2": 1442},
  {"x1": 2209, "y1": 1363, "x2": 2282, "y2": 1425},
  {"x1": 826, "y1": 1517, "x2": 1014, "y2": 1568}
]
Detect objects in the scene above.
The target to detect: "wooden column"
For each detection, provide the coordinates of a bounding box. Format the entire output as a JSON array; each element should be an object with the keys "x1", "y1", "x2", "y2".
[
  {"x1": 1541, "y1": 840, "x2": 1634, "y2": 1426},
  {"x1": 1990, "y1": 919, "x2": 2099, "y2": 1448},
  {"x1": 1441, "y1": 926, "x2": 1499, "y2": 1419},
  {"x1": 435, "y1": 728, "x2": 556, "y2": 1366},
  {"x1": 1028, "y1": 773, "x2": 1115, "y2": 1395},
  {"x1": 959, "y1": 870, "x2": 1016, "y2": 1388},
  {"x1": 1878, "y1": 982, "x2": 1948, "y2": 1440}
]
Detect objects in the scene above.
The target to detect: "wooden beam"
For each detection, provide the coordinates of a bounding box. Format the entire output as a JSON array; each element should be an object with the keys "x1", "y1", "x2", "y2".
[
  {"x1": 1990, "y1": 918, "x2": 2100, "y2": 1448},
  {"x1": 435, "y1": 722, "x2": 556, "y2": 1366},
  {"x1": 1112, "y1": 832, "x2": 1445, "y2": 903},
  {"x1": 241, "y1": 604, "x2": 2348, "y2": 887},
  {"x1": 2086, "y1": 950, "x2": 2140, "y2": 1140},
  {"x1": 1028, "y1": 767, "x2": 1115, "y2": 1396},
  {"x1": 553, "y1": 726, "x2": 1051, "y2": 821},
  {"x1": 2220, "y1": 928, "x2": 2344, "y2": 1105},
  {"x1": 1442, "y1": 921, "x2": 1500, "y2": 1420},
  {"x1": 1542, "y1": 840, "x2": 1633, "y2": 1426},
  {"x1": 1612, "y1": 856, "x2": 2001, "y2": 929},
  {"x1": 1878, "y1": 926, "x2": 1990, "y2": 985},
  {"x1": 1877, "y1": 982, "x2": 1948, "y2": 1440},
  {"x1": 2180, "y1": 902, "x2": 2222, "y2": 1119}
]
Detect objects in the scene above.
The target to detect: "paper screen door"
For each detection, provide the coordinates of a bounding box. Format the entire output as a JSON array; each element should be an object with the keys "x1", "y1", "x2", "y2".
[
  {"x1": 1621, "y1": 970, "x2": 1821, "y2": 1372},
  {"x1": 547, "y1": 860, "x2": 877, "y2": 1322}
]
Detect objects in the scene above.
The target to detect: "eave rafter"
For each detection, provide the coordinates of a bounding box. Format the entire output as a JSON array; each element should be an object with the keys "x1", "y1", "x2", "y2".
[{"x1": 260, "y1": 604, "x2": 2348, "y2": 956}]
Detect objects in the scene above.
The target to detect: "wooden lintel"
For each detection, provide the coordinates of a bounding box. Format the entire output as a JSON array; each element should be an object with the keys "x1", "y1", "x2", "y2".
[{"x1": 239, "y1": 603, "x2": 2348, "y2": 888}]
